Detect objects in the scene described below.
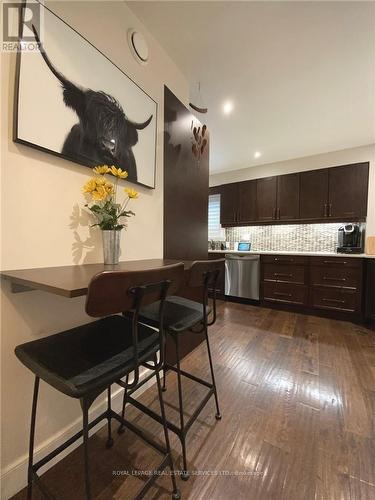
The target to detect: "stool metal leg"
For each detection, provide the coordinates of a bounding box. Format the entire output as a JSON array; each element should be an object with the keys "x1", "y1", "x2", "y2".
[
  {"x1": 27, "y1": 376, "x2": 40, "y2": 500},
  {"x1": 174, "y1": 335, "x2": 189, "y2": 480},
  {"x1": 162, "y1": 338, "x2": 168, "y2": 392},
  {"x1": 118, "y1": 374, "x2": 129, "y2": 435},
  {"x1": 205, "y1": 329, "x2": 222, "y2": 420},
  {"x1": 81, "y1": 398, "x2": 92, "y2": 500},
  {"x1": 155, "y1": 364, "x2": 181, "y2": 500},
  {"x1": 106, "y1": 387, "x2": 114, "y2": 448}
]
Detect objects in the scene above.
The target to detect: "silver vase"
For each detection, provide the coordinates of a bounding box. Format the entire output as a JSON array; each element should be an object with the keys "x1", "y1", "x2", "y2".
[{"x1": 102, "y1": 230, "x2": 121, "y2": 265}]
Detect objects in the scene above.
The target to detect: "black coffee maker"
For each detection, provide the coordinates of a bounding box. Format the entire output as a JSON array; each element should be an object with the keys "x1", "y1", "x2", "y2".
[{"x1": 337, "y1": 224, "x2": 363, "y2": 253}]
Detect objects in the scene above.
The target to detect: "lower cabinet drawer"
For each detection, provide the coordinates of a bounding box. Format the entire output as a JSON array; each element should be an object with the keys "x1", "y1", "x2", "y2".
[
  {"x1": 263, "y1": 263, "x2": 306, "y2": 284},
  {"x1": 262, "y1": 255, "x2": 308, "y2": 266},
  {"x1": 262, "y1": 282, "x2": 308, "y2": 305},
  {"x1": 311, "y1": 287, "x2": 360, "y2": 313},
  {"x1": 310, "y1": 266, "x2": 361, "y2": 290},
  {"x1": 311, "y1": 256, "x2": 362, "y2": 269}
]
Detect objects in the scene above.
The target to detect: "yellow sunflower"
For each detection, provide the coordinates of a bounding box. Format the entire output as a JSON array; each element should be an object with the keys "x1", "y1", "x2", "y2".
[
  {"x1": 104, "y1": 181, "x2": 114, "y2": 194},
  {"x1": 92, "y1": 185, "x2": 109, "y2": 201},
  {"x1": 82, "y1": 178, "x2": 97, "y2": 194},
  {"x1": 125, "y1": 187, "x2": 139, "y2": 199},
  {"x1": 93, "y1": 165, "x2": 110, "y2": 175},
  {"x1": 110, "y1": 166, "x2": 128, "y2": 179}
]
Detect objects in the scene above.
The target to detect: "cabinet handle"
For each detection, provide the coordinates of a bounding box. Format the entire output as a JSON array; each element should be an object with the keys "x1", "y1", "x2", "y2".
[
  {"x1": 324, "y1": 203, "x2": 328, "y2": 217},
  {"x1": 274, "y1": 291, "x2": 292, "y2": 297},
  {"x1": 274, "y1": 273, "x2": 293, "y2": 278},
  {"x1": 277, "y1": 208, "x2": 280, "y2": 219},
  {"x1": 273, "y1": 208, "x2": 276, "y2": 220},
  {"x1": 323, "y1": 276, "x2": 346, "y2": 282},
  {"x1": 274, "y1": 258, "x2": 294, "y2": 263},
  {"x1": 328, "y1": 203, "x2": 332, "y2": 217},
  {"x1": 322, "y1": 298, "x2": 346, "y2": 304}
]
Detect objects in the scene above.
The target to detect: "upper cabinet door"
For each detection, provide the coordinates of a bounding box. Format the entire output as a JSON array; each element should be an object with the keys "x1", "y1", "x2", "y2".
[
  {"x1": 328, "y1": 163, "x2": 369, "y2": 220},
  {"x1": 300, "y1": 169, "x2": 329, "y2": 220},
  {"x1": 256, "y1": 177, "x2": 277, "y2": 221},
  {"x1": 238, "y1": 180, "x2": 257, "y2": 223},
  {"x1": 277, "y1": 173, "x2": 300, "y2": 221},
  {"x1": 220, "y1": 183, "x2": 238, "y2": 225}
]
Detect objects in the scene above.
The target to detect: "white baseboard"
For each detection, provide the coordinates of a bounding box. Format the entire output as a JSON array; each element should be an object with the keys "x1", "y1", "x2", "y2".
[{"x1": 1, "y1": 370, "x2": 156, "y2": 500}]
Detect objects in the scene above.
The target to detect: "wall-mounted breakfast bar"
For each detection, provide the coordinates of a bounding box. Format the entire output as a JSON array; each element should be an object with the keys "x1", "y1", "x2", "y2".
[{"x1": 0, "y1": 259, "x2": 208, "y2": 365}]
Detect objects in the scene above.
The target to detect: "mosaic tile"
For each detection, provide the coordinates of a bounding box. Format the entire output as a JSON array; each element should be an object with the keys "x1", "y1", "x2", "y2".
[{"x1": 224, "y1": 223, "x2": 347, "y2": 253}]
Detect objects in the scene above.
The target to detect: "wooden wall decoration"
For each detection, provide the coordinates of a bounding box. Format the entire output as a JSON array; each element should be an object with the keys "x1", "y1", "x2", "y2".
[{"x1": 191, "y1": 123, "x2": 208, "y2": 166}]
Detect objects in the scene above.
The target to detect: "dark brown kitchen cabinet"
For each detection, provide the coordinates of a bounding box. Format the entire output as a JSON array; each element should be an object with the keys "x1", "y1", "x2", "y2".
[
  {"x1": 220, "y1": 183, "x2": 238, "y2": 225},
  {"x1": 365, "y1": 259, "x2": 375, "y2": 321},
  {"x1": 261, "y1": 255, "x2": 308, "y2": 306},
  {"x1": 261, "y1": 254, "x2": 364, "y2": 317},
  {"x1": 300, "y1": 169, "x2": 329, "y2": 220},
  {"x1": 263, "y1": 263, "x2": 306, "y2": 284},
  {"x1": 257, "y1": 174, "x2": 300, "y2": 222},
  {"x1": 328, "y1": 163, "x2": 369, "y2": 220},
  {"x1": 310, "y1": 265, "x2": 361, "y2": 290},
  {"x1": 256, "y1": 177, "x2": 277, "y2": 221},
  {"x1": 277, "y1": 173, "x2": 300, "y2": 221},
  {"x1": 262, "y1": 282, "x2": 308, "y2": 306},
  {"x1": 238, "y1": 180, "x2": 257, "y2": 223},
  {"x1": 309, "y1": 256, "x2": 362, "y2": 313},
  {"x1": 310, "y1": 287, "x2": 359, "y2": 313},
  {"x1": 215, "y1": 161, "x2": 369, "y2": 227}
]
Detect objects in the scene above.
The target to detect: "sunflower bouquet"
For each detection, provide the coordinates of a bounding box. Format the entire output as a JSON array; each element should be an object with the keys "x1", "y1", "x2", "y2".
[{"x1": 82, "y1": 165, "x2": 138, "y2": 230}]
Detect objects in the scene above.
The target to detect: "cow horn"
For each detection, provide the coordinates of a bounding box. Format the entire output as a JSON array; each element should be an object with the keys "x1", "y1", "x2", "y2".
[
  {"x1": 32, "y1": 25, "x2": 85, "y2": 115},
  {"x1": 130, "y1": 115, "x2": 153, "y2": 130}
]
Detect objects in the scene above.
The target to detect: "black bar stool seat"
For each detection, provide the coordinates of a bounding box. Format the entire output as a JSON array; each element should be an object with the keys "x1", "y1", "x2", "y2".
[
  {"x1": 139, "y1": 296, "x2": 211, "y2": 333},
  {"x1": 15, "y1": 315, "x2": 159, "y2": 399}
]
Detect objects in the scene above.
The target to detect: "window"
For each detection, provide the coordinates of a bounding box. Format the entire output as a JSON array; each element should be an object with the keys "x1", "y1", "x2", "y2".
[{"x1": 208, "y1": 194, "x2": 225, "y2": 240}]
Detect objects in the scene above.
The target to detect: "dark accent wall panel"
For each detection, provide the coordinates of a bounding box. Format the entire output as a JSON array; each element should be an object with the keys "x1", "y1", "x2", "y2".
[{"x1": 163, "y1": 86, "x2": 209, "y2": 260}]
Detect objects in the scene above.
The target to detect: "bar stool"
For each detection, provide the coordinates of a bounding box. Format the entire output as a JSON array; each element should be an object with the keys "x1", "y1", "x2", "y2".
[
  {"x1": 15, "y1": 263, "x2": 185, "y2": 500},
  {"x1": 119, "y1": 259, "x2": 224, "y2": 479}
]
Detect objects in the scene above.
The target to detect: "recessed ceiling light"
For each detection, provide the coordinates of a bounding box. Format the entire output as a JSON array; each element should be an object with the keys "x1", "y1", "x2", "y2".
[
  {"x1": 223, "y1": 101, "x2": 234, "y2": 115},
  {"x1": 254, "y1": 151, "x2": 262, "y2": 159}
]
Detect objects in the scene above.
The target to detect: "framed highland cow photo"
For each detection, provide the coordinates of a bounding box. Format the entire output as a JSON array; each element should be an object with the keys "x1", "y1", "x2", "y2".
[{"x1": 14, "y1": 1, "x2": 157, "y2": 188}]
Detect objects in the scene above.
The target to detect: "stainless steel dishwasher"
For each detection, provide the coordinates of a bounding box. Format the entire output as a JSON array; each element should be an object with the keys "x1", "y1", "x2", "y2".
[{"x1": 225, "y1": 253, "x2": 260, "y2": 300}]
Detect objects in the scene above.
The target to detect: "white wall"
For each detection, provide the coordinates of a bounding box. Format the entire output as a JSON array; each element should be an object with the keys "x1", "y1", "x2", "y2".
[
  {"x1": 210, "y1": 144, "x2": 375, "y2": 237},
  {"x1": 0, "y1": 2, "x2": 188, "y2": 497}
]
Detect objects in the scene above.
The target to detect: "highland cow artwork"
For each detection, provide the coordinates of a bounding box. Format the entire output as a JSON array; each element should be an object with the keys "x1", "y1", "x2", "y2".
[{"x1": 14, "y1": 2, "x2": 157, "y2": 188}]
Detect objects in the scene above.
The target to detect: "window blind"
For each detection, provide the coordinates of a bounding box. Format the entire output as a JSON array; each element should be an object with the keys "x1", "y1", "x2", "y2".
[{"x1": 208, "y1": 194, "x2": 225, "y2": 240}]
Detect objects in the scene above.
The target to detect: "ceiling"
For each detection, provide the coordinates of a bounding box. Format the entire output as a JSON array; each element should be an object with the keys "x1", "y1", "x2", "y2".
[{"x1": 127, "y1": 1, "x2": 375, "y2": 174}]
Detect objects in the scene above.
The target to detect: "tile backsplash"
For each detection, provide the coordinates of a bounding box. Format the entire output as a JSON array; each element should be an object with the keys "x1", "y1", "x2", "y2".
[{"x1": 224, "y1": 223, "x2": 346, "y2": 253}]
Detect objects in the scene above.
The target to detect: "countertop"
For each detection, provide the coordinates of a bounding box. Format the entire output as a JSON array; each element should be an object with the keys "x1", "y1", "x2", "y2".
[
  {"x1": 208, "y1": 249, "x2": 373, "y2": 258},
  {"x1": 1, "y1": 259, "x2": 193, "y2": 297}
]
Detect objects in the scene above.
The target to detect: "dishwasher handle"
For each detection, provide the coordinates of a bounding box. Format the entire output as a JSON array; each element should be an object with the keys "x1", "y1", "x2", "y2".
[{"x1": 225, "y1": 253, "x2": 260, "y2": 261}]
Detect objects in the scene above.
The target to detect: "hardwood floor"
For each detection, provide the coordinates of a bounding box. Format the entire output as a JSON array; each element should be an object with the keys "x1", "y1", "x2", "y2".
[{"x1": 12, "y1": 302, "x2": 375, "y2": 500}]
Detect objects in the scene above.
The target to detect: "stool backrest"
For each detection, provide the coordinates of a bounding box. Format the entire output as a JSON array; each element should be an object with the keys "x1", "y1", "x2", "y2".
[
  {"x1": 188, "y1": 259, "x2": 225, "y2": 288},
  {"x1": 85, "y1": 263, "x2": 185, "y2": 318},
  {"x1": 187, "y1": 259, "x2": 225, "y2": 328}
]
